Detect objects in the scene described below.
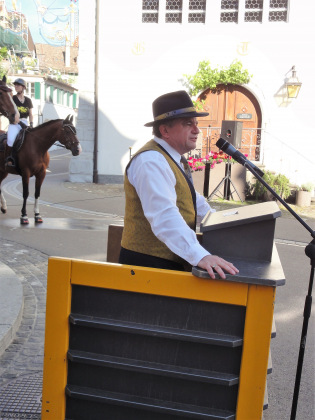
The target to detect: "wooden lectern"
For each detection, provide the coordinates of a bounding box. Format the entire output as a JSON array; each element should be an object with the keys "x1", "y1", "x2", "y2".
[{"x1": 41, "y1": 202, "x2": 285, "y2": 419}]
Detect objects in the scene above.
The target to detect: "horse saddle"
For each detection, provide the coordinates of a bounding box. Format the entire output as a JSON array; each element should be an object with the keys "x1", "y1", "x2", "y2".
[{"x1": 0, "y1": 128, "x2": 27, "y2": 153}]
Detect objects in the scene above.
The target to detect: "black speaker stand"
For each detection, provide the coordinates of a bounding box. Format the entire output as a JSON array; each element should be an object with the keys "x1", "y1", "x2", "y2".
[{"x1": 208, "y1": 162, "x2": 243, "y2": 202}]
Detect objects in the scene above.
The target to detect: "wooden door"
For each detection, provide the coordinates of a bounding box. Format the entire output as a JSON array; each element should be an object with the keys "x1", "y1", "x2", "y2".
[{"x1": 197, "y1": 84, "x2": 262, "y2": 161}]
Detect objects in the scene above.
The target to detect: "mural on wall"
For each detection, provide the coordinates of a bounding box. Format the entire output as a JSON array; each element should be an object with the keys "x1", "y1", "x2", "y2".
[{"x1": 35, "y1": 0, "x2": 79, "y2": 46}]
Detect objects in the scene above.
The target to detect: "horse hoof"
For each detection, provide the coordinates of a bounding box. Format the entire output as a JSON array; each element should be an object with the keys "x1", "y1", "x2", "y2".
[
  {"x1": 20, "y1": 217, "x2": 29, "y2": 225},
  {"x1": 1, "y1": 208, "x2": 6, "y2": 214},
  {"x1": 35, "y1": 215, "x2": 43, "y2": 223}
]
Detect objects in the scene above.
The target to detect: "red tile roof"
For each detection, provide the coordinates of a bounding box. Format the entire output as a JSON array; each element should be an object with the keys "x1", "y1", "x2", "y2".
[{"x1": 35, "y1": 43, "x2": 78, "y2": 75}]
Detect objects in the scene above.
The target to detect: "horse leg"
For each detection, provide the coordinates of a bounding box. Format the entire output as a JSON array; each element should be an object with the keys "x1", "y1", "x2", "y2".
[
  {"x1": 0, "y1": 189, "x2": 7, "y2": 213},
  {"x1": 0, "y1": 172, "x2": 8, "y2": 214},
  {"x1": 20, "y1": 177, "x2": 29, "y2": 225},
  {"x1": 34, "y1": 172, "x2": 45, "y2": 223}
]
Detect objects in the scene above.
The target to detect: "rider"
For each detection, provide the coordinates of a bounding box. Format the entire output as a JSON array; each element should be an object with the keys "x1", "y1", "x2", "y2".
[{"x1": 5, "y1": 78, "x2": 34, "y2": 167}]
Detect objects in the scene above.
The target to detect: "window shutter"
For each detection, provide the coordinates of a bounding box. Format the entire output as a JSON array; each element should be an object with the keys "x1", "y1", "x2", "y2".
[
  {"x1": 34, "y1": 82, "x2": 41, "y2": 99},
  {"x1": 50, "y1": 86, "x2": 54, "y2": 102},
  {"x1": 72, "y1": 93, "x2": 77, "y2": 108}
]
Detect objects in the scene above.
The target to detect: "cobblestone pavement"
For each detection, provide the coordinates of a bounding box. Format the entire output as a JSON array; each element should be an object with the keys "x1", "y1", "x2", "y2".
[{"x1": 0, "y1": 239, "x2": 48, "y2": 418}]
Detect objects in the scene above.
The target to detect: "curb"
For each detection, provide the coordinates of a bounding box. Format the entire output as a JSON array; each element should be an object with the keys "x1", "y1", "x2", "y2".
[{"x1": 0, "y1": 262, "x2": 24, "y2": 356}]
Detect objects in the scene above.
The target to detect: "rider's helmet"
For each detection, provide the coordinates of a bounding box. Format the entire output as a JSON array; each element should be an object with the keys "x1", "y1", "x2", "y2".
[{"x1": 13, "y1": 78, "x2": 27, "y2": 89}]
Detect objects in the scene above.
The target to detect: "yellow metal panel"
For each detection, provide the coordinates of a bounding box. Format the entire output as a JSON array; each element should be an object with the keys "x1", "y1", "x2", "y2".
[
  {"x1": 71, "y1": 259, "x2": 248, "y2": 306},
  {"x1": 41, "y1": 258, "x2": 72, "y2": 419},
  {"x1": 236, "y1": 285, "x2": 276, "y2": 420}
]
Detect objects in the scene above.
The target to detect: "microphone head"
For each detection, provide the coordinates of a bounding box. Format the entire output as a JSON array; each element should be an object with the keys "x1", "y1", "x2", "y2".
[{"x1": 216, "y1": 138, "x2": 228, "y2": 151}]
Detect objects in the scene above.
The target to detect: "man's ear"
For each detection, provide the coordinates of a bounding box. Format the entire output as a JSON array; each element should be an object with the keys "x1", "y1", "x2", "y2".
[{"x1": 159, "y1": 124, "x2": 168, "y2": 138}]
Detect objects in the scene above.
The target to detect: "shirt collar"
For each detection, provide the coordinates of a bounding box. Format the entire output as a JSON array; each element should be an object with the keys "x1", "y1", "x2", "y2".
[{"x1": 153, "y1": 136, "x2": 181, "y2": 165}]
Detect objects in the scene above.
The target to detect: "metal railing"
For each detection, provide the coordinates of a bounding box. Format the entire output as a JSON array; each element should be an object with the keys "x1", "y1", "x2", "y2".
[{"x1": 189, "y1": 126, "x2": 262, "y2": 161}]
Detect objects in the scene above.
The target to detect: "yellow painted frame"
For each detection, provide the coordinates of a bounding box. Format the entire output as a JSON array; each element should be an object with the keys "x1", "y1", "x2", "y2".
[{"x1": 41, "y1": 257, "x2": 277, "y2": 420}]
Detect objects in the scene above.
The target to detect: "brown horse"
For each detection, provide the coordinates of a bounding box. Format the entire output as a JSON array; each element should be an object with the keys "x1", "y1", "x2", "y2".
[
  {"x1": 0, "y1": 75, "x2": 18, "y2": 123},
  {"x1": 0, "y1": 115, "x2": 81, "y2": 224}
]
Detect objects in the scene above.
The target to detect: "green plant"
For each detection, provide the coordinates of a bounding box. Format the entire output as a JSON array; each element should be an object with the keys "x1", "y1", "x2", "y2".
[
  {"x1": 298, "y1": 182, "x2": 314, "y2": 192},
  {"x1": 0, "y1": 47, "x2": 8, "y2": 60},
  {"x1": 252, "y1": 171, "x2": 291, "y2": 201},
  {"x1": 0, "y1": 65, "x2": 6, "y2": 79},
  {"x1": 0, "y1": 47, "x2": 9, "y2": 78},
  {"x1": 182, "y1": 60, "x2": 252, "y2": 97}
]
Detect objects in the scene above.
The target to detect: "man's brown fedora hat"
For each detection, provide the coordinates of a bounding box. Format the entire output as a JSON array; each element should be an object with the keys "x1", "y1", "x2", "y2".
[{"x1": 144, "y1": 90, "x2": 209, "y2": 127}]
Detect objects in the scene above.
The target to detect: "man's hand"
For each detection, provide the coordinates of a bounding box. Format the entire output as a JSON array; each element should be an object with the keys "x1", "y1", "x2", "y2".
[{"x1": 198, "y1": 255, "x2": 239, "y2": 280}]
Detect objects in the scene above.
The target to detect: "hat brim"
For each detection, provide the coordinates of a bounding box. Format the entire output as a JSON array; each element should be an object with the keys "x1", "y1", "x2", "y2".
[{"x1": 144, "y1": 111, "x2": 209, "y2": 127}]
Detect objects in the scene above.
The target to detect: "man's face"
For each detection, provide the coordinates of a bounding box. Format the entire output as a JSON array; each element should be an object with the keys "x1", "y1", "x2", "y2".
[{"x1": 161, "y1": 117, "x2": 200, "y2": 155}]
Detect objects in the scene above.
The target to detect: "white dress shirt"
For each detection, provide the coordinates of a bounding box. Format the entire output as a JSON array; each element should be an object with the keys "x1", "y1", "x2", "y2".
[{"x1": 127, "y1": 137, "x2": 216, "y2": 266}]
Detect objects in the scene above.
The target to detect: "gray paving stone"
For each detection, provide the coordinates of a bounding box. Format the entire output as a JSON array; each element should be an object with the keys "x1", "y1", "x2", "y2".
[
  {"x1": 0, "y1": 238, "x2": 48, "y2": 389},
  {"x1": 0, "y1": 262, "x2": 24, "y2": 360}
]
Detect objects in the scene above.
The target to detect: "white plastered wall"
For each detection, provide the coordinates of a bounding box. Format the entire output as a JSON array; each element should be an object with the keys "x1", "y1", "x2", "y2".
[{"x1": 75, "y1": 0, "x2": 315, "y2": 187}]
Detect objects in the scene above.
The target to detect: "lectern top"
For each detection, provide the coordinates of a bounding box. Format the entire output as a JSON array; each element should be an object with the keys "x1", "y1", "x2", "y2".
[{"x1": 200, "y1": 201, "x2": 281, "y2": 232}]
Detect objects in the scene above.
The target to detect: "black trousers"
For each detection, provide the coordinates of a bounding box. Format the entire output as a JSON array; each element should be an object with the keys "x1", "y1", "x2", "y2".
[{"x1": 119, "y1": 247, "x2": 185, "y2": 271}]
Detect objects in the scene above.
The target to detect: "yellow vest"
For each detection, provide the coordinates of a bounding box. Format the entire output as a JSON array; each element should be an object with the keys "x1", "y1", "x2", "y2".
[{"x1": 121, "y1": 140, "x2": 196, "y2": 263}]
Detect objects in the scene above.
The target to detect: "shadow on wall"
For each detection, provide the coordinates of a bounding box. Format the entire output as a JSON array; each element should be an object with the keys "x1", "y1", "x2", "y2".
[
  {"x1": 97, "y1": 110, "x2": 137, "y2": 184},
  {"x1": 41, "y1": 102, "x2": 76, "y2": 122},
  {"x1": 68, "y1": 95, "x2": 137, "y2": 184},
  {"x1": 274, "y1": 83, "x2": 293, "y2": 108}
]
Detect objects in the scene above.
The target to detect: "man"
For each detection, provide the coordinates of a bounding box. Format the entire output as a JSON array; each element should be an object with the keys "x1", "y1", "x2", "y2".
[
  {"x1": 5, "y1": 78, "x2": 33, "y2": 167},
  {"x1": 119, "y1": 90, "x2": 238, "y2": 279}
]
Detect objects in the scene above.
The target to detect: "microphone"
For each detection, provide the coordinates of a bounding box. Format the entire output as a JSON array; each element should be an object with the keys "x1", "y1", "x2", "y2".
[{"x1": 216, "y1": 138, "x2": 264, "y2": 177}]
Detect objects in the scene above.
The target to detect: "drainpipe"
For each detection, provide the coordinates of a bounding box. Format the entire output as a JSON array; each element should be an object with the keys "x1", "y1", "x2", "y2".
[{"x1": 93, "y1": 0, "x2": 99, "y2": 183}]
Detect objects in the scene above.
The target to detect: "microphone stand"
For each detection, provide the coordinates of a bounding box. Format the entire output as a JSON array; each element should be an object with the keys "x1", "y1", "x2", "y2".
[{"x1": 243, "y1": 162, "x2": 315, "y2": 420}]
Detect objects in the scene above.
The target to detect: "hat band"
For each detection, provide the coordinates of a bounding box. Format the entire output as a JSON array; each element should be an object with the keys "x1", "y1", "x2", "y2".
[{"x1": 154, "y1": 106, "x2": 196, "y2": 121}]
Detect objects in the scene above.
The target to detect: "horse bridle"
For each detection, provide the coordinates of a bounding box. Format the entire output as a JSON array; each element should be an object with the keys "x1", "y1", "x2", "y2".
[{"x1": 58, "y1": 122, "x2": 78, "y2": 150}]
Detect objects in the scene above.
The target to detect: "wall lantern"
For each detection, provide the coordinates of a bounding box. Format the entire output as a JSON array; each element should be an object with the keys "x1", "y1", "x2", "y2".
[{"x1": 286, "y1": 66, "x2": 302, "y2": 99}]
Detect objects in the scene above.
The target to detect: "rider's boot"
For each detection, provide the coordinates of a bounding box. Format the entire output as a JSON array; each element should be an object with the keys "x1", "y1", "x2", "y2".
[{"x1": 5, "y1": 146, "x2": 15, "y2": 168}]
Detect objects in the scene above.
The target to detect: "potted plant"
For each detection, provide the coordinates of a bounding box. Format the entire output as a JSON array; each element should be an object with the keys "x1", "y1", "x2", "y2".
[
  {"x1": 252, "y1": 171, "x2": 291, "y2": 202},
  {"x1": 296, "y1": 183, "x2": 314, "y2": 207}
]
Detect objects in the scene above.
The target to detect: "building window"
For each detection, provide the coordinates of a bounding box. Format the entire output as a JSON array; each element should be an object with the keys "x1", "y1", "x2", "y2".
[
  {"x1": 30, "y1": 82, "x2": 35, "y2": 98},
  {"x1": 269, "y1": 0, "x2": 288, "y2": 22},
  {"x1": 220, "y1": 0, "x2": 239, "y2": 23},
  {"x1": 141, "y1": 0, "x2": 289, "y2": 24},
  {"x1": 25, "y1": 82, "x2": 35, "y2": 98},
  {"x1": 142, "y1": 0, "x2": 159, "y2": 23},
  {"x1": 188, "y1": 0, "x2": 206, "y2": 23},
  {"x1": 245, "y1": 0, "x2": 263, "y2": 22},
  {"x1": 166, "y1": 0, "x2": 182, "y2": 23}
]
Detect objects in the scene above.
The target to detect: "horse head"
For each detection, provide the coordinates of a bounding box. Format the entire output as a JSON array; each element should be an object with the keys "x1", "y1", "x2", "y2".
[
  {"x1": 0, "y1": 76, "x2": 17, "y2": 124},
  {"x1": 60, "y1": 115, "x2": 82, "y2": 156}
]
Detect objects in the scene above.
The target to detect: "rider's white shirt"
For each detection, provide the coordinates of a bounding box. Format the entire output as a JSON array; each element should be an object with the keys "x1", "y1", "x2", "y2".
[{"x1": 7, "y1": 118, "x2": 29, "y2": 147}]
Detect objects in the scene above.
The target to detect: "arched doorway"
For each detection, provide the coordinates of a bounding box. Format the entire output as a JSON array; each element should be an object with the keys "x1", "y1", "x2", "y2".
[{"x1": 197, "y1": 84, "x2": 262, "y2": 161}]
